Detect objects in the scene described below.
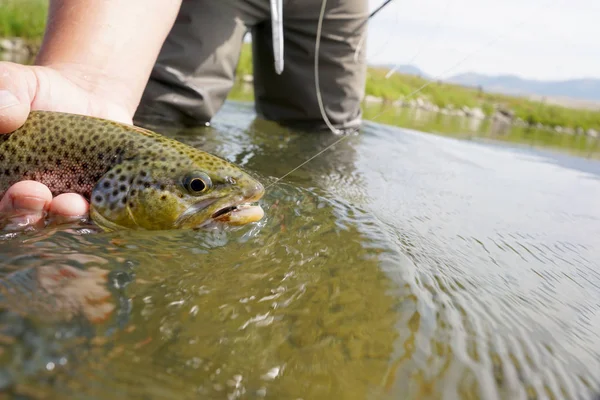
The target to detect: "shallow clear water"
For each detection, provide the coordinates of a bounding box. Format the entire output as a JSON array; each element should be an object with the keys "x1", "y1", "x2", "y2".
[{"x1": 1, "y1": 101, "x2": 600, "y2": 399}]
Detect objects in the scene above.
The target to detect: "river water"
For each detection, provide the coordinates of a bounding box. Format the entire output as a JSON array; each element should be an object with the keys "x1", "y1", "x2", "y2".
[{"x1": 0, "y1": 101, "x2": 599, "y2": 399}]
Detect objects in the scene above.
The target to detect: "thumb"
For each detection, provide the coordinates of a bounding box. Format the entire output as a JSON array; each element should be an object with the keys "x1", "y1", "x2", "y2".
[{"x1": 0, "y1": 62, "x2": 35, "y2": 134}]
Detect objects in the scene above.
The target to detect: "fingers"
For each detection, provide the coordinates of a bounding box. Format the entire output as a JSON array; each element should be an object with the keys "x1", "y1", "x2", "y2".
[
  {"x1": 0, "y1": 181, "x2": 90, "y2": 231},
  {"x1": 49, "y1": 193, "x2": 90, "y2": 220},
  {"x1": 0, "y1": 180, "x2": 52, "y2": 228},
  {"x1": 0, "y1": 62, "x2": 36, "y2": 134}
]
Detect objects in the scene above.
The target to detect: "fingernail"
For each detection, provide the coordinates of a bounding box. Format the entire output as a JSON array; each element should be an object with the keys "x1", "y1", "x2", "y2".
[{"x1": 0, "y1": 90, "x2": 19, "y2": 110}]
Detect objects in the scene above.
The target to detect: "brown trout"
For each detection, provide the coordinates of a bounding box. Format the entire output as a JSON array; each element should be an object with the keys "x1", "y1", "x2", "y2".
[{"x1": 0, "y1": 111, "x2": 265, "y2": 230}]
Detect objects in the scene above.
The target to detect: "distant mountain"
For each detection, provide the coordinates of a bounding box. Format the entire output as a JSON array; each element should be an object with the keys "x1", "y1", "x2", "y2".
[
  {"x1": 375, "y1": 64, "x2": 431, "y2": 79},
  {"x1": 444, "y1": 72, "x2": 600, "y2": 102},
  {"x1": 369, "y1": 63, "x2": 600, "y2": 104}
]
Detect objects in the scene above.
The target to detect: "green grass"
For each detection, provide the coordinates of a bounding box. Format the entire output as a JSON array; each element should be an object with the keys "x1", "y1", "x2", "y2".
[
  {"x1": 365, "y1": 67, "x2": 600, "y2": 131},
  {"x1": 0, "y1": 0, "x2": 47, "y2": 40},
  {"x1": 235, "y1": 42, "x2": 253, "y2": 81},
  {"x1": 4, "y1": 0, "x2": 600, "y2": 132}
]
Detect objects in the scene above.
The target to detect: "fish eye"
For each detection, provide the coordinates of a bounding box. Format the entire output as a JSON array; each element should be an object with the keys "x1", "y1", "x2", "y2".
[{"x1": 183, "y1": 172, "x2": 212, "y2": 194}]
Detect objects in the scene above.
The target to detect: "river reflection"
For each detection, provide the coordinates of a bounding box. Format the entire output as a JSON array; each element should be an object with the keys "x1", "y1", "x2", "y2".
[{"x1": 363, "y1": 104, "x2": 600, "y2": 160}]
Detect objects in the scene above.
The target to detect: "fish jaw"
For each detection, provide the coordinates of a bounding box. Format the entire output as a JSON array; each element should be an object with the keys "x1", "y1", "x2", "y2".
[
  {"x1": 212, "y1": 204, "x2": 265, "y2": 226},
  {"x1": 88, "y1": 206, "x2": 130, "y2": 231}
]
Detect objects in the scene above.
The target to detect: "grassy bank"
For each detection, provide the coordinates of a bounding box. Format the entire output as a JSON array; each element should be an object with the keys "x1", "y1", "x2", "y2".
[
  {"x1": 3, "y1": 0, "x2": 600, "y2": 132},
  {"x1": 234, "y1": 51, "x2": 600, "y2": 132},
  {"x1": 0, "y1": 0, "x2": 47, "y2": 40}
]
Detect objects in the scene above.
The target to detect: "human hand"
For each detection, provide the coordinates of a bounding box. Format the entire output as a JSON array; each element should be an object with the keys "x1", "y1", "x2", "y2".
[{"x1": 0, "y1": 61, "x2": 134, "y2": 230}]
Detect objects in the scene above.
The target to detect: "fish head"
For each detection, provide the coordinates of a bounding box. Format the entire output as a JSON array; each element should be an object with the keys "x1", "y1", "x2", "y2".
[{"x1": 89, "y1": 152, "x2": 265, "y2": 231}]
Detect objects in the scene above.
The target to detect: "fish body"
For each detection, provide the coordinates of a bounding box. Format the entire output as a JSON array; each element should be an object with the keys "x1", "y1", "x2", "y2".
[{"x1": 0, "y1": 111, "x2": 265, "y2": 230}]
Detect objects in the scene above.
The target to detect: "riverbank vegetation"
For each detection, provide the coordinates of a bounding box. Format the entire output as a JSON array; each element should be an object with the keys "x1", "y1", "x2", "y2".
[
  {"x1": 3, "y1": 0, "x2": 600, "y2": 133},
  {"x1": 0, "y1": 0, "x2": 47, "y2": 40},
  {"x1": 233, "y1": 49, "x2": 600, "y2": 133}
]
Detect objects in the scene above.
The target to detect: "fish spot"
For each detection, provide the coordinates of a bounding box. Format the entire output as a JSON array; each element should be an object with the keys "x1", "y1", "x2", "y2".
[
  {"x1": 119, "y1": 175, "x2": 126, "y2": 182},
  {"x1": 119, "y1": 184, "x2": 127, "y2": 192},
  {"x1": 103, "y1": 181, "x2": 110, "y2": 189},
  {"x1": 95, "y1": 195, "x2": 103, "y2": 203},
  {"x1": 160, "y1": 195, "x2": 167, "y2": 201}
]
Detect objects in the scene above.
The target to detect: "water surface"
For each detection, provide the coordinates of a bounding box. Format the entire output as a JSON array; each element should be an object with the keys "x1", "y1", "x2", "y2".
[{"x1": 1, "y1": 101, "x2": 599, "y2": 399}]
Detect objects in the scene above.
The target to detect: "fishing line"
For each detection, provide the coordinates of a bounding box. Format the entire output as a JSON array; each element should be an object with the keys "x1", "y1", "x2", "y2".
[
  {"x1": 355, "y1": 0, "x2": 401, "y2": 63},
  {"x1": 317, "y1": 0, "x2": 399, "y2": 135},
  {"x1": 385, "y1": 0, "x2": 452, "y2": 79},
  {"x1": 269, "y1": 0, "x2": 560, "y2": 189},
  {"x1": 368, "y1": 0, "x2": 561, "y2": 124},
  {"x1": 264, "y1": 134, "x2": 349, "y2": 189},
  {"x1": 314, "y1": 0, "x2": 341, "y2": 136}
]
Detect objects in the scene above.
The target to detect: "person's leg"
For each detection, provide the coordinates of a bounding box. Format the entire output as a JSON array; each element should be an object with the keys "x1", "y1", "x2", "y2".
[
  {"x1": 252, "y1": 0, "x2": 369, "y2": 132},
  {"x1": 134, "y1": 0, "x2": 264, "y2": 127}
]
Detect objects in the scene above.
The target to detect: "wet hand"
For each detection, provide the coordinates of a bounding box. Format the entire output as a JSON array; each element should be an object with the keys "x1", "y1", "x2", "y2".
[
  {"x1": 0, "y1": 181, "x2": 89, "y2": 230},
  {"x1": 0, "y1": 61, "x2": 133, "y2": 229}
]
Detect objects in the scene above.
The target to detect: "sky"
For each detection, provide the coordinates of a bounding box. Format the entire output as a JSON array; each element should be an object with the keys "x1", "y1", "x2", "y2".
[{"x1": 366, "y1": 0, "x2": 600, "y2": 81}]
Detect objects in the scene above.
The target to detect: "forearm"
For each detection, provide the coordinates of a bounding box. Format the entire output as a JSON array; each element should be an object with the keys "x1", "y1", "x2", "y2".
[{"x1": 35, "y1": 0, "x2": 182, "y2": 117}]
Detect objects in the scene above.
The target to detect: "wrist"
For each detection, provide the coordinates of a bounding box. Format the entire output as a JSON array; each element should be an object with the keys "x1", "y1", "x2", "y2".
[{"x1": 31, "y1": 63, "x2": 136, "y2": 124}]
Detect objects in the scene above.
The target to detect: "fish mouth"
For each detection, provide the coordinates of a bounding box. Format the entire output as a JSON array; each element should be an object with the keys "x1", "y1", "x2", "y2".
[
  {"x1": 176, "y1": 188, "x2": 264, "y2": 228},
  {"x1": 209, "y1": 190, "x2": 264, "y2": 226},
  {"x1": 211, "y1": 205, "x2": 239, "y2": 219}
]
